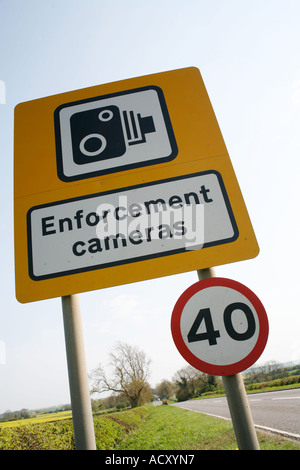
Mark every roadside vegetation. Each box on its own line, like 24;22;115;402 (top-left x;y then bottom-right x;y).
0;407;149;450
1;403;299;450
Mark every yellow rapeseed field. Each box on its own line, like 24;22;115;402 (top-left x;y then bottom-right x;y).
0;410;72;428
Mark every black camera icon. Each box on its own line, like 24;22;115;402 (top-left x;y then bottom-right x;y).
70;104;155;165
54;86;178;182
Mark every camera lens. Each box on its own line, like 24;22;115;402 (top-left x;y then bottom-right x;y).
79;133;107;157
70;105;126;164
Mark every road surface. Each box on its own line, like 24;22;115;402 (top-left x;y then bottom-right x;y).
172;388;300;439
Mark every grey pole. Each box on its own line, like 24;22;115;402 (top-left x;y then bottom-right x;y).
222;373;260;450
197;267;216;281
197;268;260;450
62;294;96;450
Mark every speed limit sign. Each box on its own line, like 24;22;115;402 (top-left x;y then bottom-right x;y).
171;278;269;376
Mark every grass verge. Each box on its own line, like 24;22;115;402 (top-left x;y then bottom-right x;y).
94;407;149;450
117;403;300;451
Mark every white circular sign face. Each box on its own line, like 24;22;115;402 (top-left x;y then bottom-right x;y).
171;278;269;376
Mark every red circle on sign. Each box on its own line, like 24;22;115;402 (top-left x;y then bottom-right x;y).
171;277;269;376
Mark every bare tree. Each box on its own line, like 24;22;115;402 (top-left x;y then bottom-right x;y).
89;342;152;408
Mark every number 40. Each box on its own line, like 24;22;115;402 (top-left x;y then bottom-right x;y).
187;302;256;346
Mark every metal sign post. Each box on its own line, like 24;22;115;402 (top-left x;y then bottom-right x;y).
197;268;260;450
61;294;96;450
222;373;260;450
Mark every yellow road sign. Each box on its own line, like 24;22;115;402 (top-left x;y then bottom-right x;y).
14;67;259;303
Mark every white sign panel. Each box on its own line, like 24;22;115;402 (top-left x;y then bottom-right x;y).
27;171;238;280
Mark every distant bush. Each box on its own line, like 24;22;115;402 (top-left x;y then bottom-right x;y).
246;375;300;391
116;402;128;410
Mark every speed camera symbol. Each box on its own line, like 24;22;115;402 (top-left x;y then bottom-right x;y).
54;86;178;182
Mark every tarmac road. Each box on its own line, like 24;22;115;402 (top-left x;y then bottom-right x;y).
172;388;300;439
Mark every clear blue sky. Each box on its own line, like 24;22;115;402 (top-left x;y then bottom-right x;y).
1;0;300;412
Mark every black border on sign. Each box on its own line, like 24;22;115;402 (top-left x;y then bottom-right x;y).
54;85;178;182
27;170;239;281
